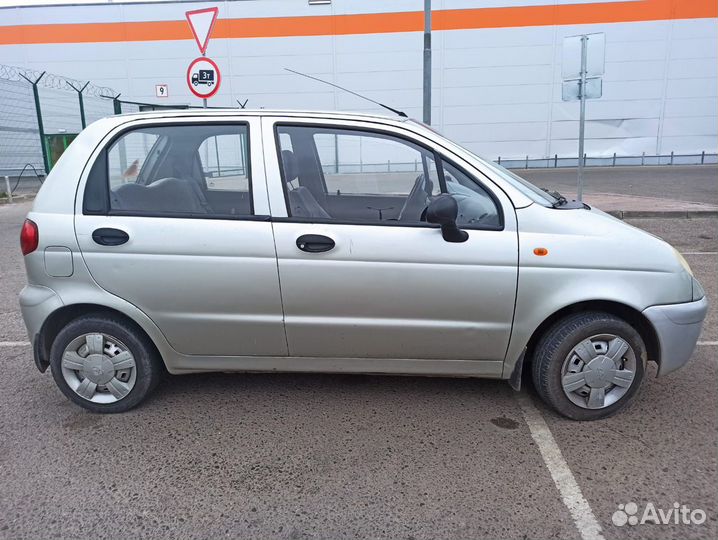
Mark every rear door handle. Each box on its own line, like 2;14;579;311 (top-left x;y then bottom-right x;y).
296;234;335;253
92;228;129;246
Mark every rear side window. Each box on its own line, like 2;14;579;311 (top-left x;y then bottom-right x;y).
108;131;159;189
86;123;253;218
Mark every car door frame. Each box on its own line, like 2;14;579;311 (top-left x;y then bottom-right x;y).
261;115;520;376
262;116;515;221
72;114;291;373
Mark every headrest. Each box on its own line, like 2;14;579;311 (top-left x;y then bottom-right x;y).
281;150;298;183
111;177;208;214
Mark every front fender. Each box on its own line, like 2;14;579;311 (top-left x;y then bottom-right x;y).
503;204;693;378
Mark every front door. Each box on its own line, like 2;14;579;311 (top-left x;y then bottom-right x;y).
263;118;518;363
75;118;287;357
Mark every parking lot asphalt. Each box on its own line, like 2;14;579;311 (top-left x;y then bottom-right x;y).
519;165;718;205
0;200;716;540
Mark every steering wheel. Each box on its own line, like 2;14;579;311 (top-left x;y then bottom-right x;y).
398;174;433;221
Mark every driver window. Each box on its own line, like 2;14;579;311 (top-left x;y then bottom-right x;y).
277;125;439;223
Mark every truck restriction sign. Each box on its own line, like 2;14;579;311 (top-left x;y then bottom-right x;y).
186;57;221;99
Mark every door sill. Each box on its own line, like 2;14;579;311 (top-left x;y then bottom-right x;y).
166;355;505;378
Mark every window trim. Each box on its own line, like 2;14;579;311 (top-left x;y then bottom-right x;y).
273;122;504;232
83;121;263;220
107;210;271;222
271;215;440;229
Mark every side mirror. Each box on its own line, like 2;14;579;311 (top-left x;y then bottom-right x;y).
426;195;469;243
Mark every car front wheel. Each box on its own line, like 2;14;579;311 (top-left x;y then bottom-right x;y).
49;314;162;413
531;311;647;421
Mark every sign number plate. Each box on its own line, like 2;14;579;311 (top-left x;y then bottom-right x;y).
155;84;168;98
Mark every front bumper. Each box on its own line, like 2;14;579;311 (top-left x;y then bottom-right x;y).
643;296;708;376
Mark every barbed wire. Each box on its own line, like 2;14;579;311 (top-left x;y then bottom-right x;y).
0;63;116;98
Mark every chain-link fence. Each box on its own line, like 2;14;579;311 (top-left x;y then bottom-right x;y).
0;76;43;178
1;61;717;199
0;63;118;192
497;152;718;169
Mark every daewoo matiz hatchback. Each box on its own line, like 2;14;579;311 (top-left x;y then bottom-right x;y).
19;110;707;420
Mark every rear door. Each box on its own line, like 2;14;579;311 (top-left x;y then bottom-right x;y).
74;117;287;357
262;117;518;367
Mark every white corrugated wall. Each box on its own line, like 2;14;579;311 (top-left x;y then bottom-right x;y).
0;0;715;160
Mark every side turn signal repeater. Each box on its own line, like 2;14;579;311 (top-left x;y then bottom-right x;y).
533;247;549;256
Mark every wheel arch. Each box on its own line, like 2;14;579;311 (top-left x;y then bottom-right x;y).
37;303;164;372
508;299;661;389
524;300;660;368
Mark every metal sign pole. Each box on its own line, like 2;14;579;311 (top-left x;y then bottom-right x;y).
577;35;588;201
202;51;207;109
562;32;603;200
422;0;431;125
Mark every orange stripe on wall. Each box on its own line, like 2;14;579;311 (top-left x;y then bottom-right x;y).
0;0;715;46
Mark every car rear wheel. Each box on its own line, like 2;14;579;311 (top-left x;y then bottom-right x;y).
531;311;646;421
49;314;162;413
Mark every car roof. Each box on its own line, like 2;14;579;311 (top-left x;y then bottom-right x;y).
108;108;411;126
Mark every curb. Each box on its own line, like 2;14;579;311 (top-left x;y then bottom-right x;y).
608;209;718;219
0;194;35;205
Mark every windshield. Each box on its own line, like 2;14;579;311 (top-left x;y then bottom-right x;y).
411;120;558;206
477;159;558;206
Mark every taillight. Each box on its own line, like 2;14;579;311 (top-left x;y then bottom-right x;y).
20;219;38;256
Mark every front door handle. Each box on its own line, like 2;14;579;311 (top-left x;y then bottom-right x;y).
296;234;335;253
92;228;129;246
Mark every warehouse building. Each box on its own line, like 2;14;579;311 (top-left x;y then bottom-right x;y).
0;0;716;174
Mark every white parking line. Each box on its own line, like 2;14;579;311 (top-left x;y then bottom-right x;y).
516;393;606;540
698;341;718;346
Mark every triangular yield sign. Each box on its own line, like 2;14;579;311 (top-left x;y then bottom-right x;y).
186;7;218;55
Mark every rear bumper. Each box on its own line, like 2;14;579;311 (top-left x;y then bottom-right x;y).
19;285;62;340
643;296;708;376
19;285;63;373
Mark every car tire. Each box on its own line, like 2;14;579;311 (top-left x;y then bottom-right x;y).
49;313;162;413
531;311;646;421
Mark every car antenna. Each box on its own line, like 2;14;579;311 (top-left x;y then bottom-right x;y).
284;68;408;118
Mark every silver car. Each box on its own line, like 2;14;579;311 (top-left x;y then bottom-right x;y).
19;110;707;420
